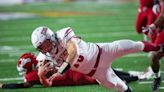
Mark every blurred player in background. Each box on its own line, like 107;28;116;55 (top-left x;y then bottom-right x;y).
0;52;140;89
136;0;160;42
31;26;164;92
142;0;164;91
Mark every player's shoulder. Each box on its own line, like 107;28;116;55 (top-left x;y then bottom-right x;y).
59;27;72;31
57;27;73;34
57;27;74;38
25;70;39;82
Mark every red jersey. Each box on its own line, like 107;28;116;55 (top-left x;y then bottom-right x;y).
24;69;96;86
51;70;97;86
139;0;154;8
24;70;39;82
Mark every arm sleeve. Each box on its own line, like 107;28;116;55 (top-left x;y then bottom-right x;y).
2;83;29;89
57;27;76;48
2;82;40;89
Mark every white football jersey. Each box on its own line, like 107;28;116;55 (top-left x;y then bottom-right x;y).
56;27;99;74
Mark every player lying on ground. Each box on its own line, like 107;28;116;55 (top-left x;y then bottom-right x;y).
0;52;139;89
31;26;164;92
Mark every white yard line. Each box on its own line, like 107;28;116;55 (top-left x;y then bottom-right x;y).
0;37;30;42
0;77;23;81
159;87;164;90
0;12;36;20
138;81;164;84
0;59;16;63
0;32;136;42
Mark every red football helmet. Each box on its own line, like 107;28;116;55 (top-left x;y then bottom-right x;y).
17;52;38;75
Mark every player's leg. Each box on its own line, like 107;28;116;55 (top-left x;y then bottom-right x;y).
149;51;163;91
113;69;139;83
150;30;164;91
135;7;149;41
101;68;131;92
147;8;157;43
114;40;161;54
104;39;162;60
135;8;147;34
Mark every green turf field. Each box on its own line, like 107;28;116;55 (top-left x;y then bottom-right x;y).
0;1;164;92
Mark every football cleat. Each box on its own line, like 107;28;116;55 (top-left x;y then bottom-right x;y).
125;86;132;92
128;66;154;80
152;76;161;91
159;44;164;53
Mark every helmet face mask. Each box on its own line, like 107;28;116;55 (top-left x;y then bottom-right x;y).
37;39;56;54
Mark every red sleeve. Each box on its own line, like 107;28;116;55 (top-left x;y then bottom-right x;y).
51;70;76;86
51;70;97;86
72;70;97;85
139;0;154;7
25;70;40;82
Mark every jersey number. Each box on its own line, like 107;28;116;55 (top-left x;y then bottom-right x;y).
73;55;84;68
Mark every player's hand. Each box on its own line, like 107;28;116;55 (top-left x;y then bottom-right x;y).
38;62;53;77
152;4;160;15
142;24;156;36
48;72;62;85
142;27;153;36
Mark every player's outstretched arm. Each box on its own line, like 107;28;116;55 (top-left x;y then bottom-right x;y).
58;39;77;75
65;39;77;65
38;62;53;87
0;82;39;89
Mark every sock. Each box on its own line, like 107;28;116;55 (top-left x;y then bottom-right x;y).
142;41;160;52
154;71;161;78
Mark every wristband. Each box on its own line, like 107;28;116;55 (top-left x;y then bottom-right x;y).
58;62;70;74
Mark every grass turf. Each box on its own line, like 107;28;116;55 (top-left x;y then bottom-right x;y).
0;1;164;92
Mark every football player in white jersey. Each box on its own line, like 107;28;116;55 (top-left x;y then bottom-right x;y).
31;26;164;92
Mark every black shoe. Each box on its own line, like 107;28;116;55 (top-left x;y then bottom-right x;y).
125;86;132;92
124;75;139;83
159;44;164;52
152;77;161;91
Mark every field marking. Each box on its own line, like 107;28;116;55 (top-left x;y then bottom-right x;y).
0;12;36;21
0;77;23;81
138;81;164;90
0;32;137;42
159;87;164;90
138;81;164;84
0;59;17;63
39;11;109;18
